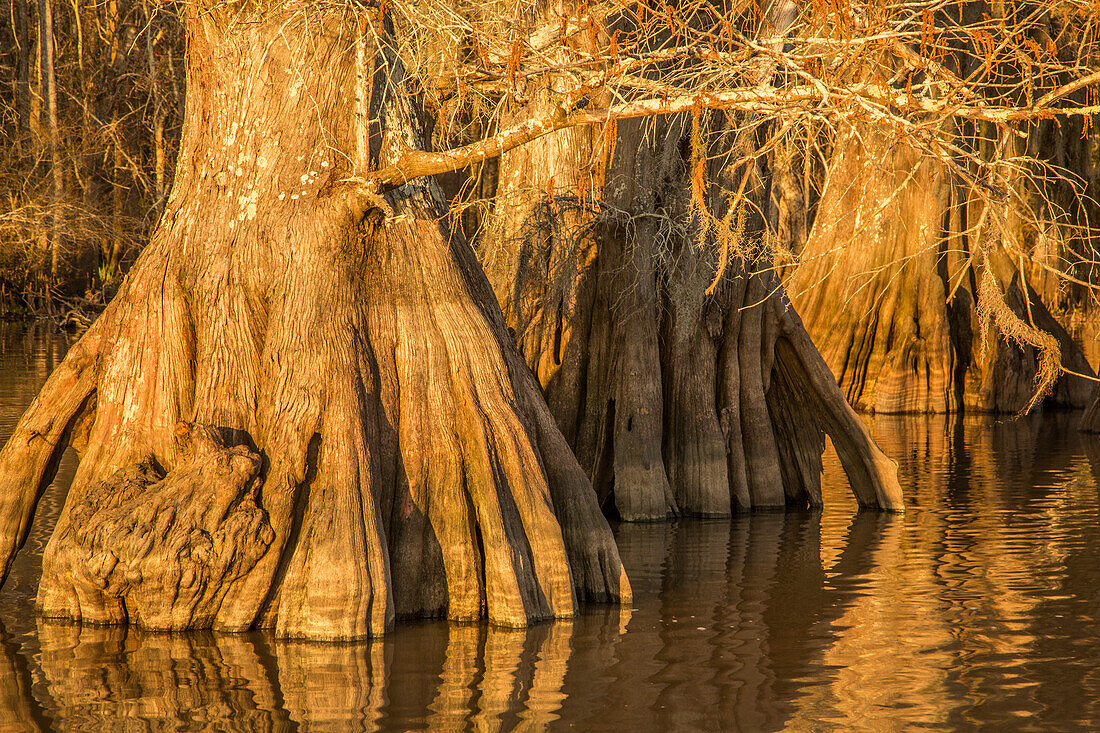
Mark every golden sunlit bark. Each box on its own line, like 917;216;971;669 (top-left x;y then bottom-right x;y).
0;1;629;639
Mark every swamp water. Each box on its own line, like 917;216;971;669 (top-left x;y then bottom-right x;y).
1;326;1100;731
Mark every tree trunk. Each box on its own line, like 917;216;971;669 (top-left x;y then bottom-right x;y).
107;141;124;274
481;107;903;520
40;0;62;289
1038;112;1100;431
786;129;1095;415
0;2;629;639
14;0;33;145
144;0;167;216
28;0;41;143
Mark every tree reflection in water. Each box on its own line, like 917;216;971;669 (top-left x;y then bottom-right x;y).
18;619;571;730
0;511;893;731
800;412;1098;730
581;513;894;731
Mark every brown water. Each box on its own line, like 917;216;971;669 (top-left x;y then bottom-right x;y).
1;327;1100;731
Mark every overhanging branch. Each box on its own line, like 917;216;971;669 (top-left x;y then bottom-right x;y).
351;78;1100;193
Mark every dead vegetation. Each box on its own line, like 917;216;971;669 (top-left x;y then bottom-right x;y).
0;0;184;316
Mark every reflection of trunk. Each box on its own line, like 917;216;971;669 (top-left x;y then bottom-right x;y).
0;623;46;731
482;113;902;520
787;130;1094;415
28;612;577;727
594;511;894;730
0;3;628;639
839;412;1093;727
35;621;294;726
276;636;388;728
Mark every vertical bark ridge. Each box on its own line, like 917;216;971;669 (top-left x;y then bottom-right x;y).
268;355;392;639
661;219;733;516
370;200;578;626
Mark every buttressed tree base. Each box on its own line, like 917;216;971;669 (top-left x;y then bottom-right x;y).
0;3;629;639
787;130;1095;415
459;0;904;521
481;107;905;520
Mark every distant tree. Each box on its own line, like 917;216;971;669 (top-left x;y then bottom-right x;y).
0;0;184;310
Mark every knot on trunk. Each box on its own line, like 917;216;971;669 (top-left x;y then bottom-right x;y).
42;422;274;630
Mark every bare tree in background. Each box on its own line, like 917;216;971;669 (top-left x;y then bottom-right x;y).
0;0;185;313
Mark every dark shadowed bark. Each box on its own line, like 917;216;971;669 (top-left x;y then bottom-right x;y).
0;1;628;639
479;104;903;520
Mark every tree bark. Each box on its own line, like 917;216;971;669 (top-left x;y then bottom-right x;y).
14;0;34;145
40;0;62;288
480;107;903;519
786;129;1095;415
0;2;629;639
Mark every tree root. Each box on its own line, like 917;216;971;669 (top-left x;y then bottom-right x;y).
37;423;273;629
0;317;103;584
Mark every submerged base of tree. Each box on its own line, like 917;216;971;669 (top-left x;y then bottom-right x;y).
0;3;629;639
479;114;904;521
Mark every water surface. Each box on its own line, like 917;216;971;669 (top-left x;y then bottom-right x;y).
1;326;1099;730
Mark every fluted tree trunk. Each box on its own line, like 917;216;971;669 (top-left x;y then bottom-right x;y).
0;0;628;639
39;0;62;290
480;95;903;519
786;129;1095;415
467;0;903;520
